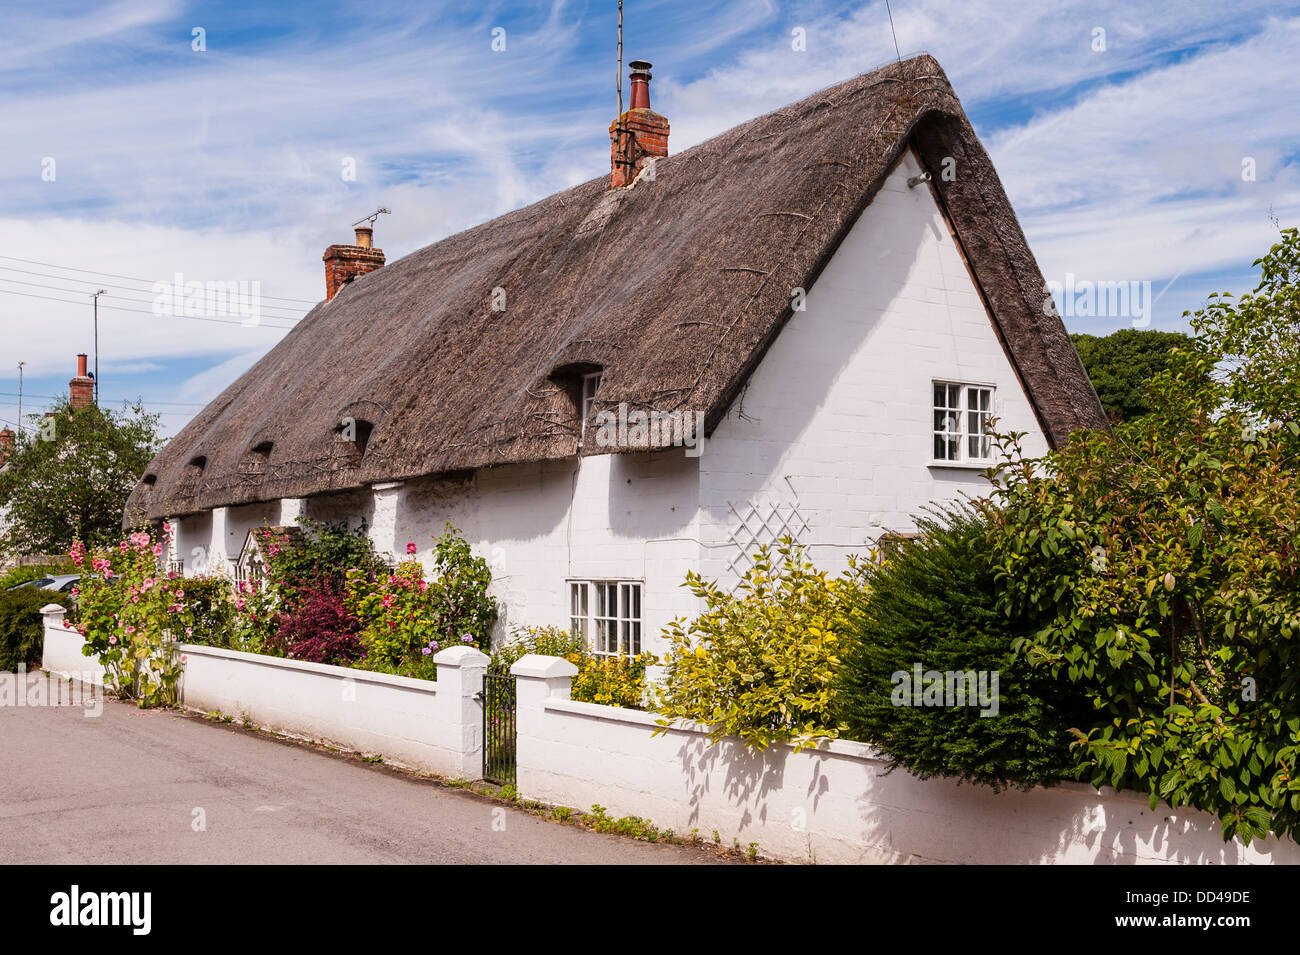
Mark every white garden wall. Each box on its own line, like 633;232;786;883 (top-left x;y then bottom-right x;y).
511;655;1300;866
40;609;486;779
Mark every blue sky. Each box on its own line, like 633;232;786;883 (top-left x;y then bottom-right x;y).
1;0;1297;437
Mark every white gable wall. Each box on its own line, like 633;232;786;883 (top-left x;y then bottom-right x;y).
698;148;1049;587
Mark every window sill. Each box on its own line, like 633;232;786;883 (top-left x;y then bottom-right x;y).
927;460;996;471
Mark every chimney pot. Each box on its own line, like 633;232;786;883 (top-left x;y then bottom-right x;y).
69;354;94;410
610;59;670;189
324;225;386;301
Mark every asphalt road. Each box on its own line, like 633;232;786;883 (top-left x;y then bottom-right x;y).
0;673;721;864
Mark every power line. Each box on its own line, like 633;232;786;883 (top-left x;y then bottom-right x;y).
0;287;299;329
0;266;310;314
0;391;208;407
0;253;320;305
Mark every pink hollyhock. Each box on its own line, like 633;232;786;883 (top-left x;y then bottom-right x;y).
406;542;417;555
108;635;117;645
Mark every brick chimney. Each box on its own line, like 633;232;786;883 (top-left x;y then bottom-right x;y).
323;225;386;301
69;353;95;410
610;60;669;189
0;427;13;466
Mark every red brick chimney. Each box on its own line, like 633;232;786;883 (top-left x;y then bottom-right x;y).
610;60;669;189
323;225;386;302
0;427;13;466
69;353;94;410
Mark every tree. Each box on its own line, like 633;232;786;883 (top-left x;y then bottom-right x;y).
1070;328;1193;422
0;398;162;559
990;228;1300;843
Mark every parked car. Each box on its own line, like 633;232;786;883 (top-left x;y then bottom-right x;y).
5;574;81;595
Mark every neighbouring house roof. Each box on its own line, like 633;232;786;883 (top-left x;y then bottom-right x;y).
126;53;1107;526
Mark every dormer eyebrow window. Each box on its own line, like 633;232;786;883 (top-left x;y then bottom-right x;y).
240;442;273;475
336;417;374;460
581;372;603;438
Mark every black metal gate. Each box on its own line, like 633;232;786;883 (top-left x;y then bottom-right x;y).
481;666;516;786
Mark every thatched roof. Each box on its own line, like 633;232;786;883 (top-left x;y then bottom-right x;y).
127;54;1106;524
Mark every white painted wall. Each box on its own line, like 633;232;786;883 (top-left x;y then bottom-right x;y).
700;148;1049;586
512;660;1300;866
40;610;487;779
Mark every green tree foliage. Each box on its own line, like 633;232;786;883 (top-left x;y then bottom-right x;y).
991;228;1300;843
1070;329;1193;422
0;398;161;559
655;540;859;750
836;507;1092;789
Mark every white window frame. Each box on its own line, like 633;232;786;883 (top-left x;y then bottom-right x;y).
580;372;603;440
569;579;642;658
931;380;995;466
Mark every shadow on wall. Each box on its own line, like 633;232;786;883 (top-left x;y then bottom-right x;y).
670;734;1297;864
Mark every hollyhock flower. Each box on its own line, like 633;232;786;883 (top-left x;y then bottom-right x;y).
152;543;163;557
406;542;417;555
108;635;117;645
185;627;193;637
235;598;246;611
125;626;136;635
180;655;188;665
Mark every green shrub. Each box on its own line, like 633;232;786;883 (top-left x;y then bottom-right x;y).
492;626;652;708
987;228;1300;843
181;576;237;647
347;524;497;679
0;563;75;591
0;588;72;671
267;518;391;611
655;540;859;750
836;507;1090;790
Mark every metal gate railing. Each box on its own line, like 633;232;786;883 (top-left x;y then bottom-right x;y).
481;666;517;786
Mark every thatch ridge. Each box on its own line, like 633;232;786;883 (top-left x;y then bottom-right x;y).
127;54;1106;525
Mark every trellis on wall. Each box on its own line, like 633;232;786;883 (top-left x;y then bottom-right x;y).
724;499;811;588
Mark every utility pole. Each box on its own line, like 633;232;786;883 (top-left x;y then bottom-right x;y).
91;289;106;405
16;361;23;434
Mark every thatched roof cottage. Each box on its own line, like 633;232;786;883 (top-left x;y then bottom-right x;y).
128;54;1105;653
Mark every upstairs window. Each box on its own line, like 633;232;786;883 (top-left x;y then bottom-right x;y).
933;382;994;464
581;372;603;438
569;580;641;657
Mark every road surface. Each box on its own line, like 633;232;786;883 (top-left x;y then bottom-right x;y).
0;673;723;864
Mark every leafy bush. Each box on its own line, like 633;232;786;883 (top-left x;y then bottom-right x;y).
266;518;390;611
493;625;653;708
181;576;237;647
836;507;1091;789
272;581;366;666
987;227;1300;843
0;588;72;671
573;654;653;709
347;523;496;679
69;528;188;707
492;625;585;671
655;540;860;750
0;563;75;591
